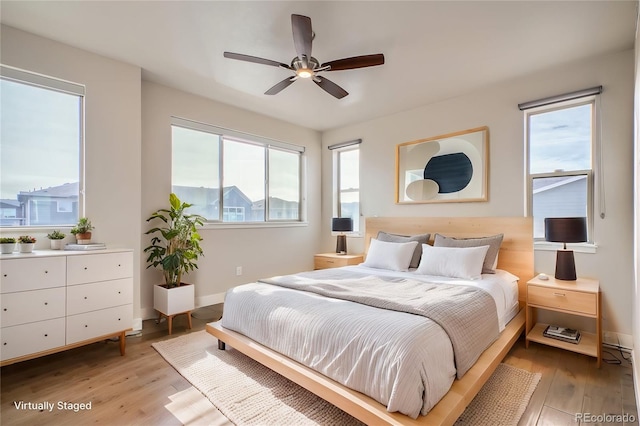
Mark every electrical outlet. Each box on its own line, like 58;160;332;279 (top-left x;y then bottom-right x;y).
236;266;242;276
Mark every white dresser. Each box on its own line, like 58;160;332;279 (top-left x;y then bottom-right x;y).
0;249;133;366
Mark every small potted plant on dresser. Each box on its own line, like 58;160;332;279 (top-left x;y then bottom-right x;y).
17;236;36;253
47;230;66;250
0;237;16;254
145;193;205;334
71;217;94;244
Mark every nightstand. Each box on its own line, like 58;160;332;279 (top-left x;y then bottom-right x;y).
525;275;601;367
314;253;364;270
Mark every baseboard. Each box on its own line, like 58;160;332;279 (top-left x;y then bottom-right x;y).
603;331;633;351
196;292;226;308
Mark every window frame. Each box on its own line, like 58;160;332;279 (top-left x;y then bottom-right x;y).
333;144;361;234
171;117;305;226
0;64;85;230
524;96;596;245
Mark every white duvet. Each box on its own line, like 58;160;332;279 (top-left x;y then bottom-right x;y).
220;266;519;418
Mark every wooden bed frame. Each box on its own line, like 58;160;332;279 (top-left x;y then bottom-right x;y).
207;216;533;426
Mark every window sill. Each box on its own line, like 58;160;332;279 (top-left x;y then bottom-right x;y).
534;241;597;254
200;221;308;230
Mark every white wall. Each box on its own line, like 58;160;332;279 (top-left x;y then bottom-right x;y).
322;50;635;339
0;25;143;319
140;81;322;318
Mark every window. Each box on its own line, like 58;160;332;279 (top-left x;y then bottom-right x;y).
171;117;303;223
525;97;595;240
333;143;361;233
0;65;84;228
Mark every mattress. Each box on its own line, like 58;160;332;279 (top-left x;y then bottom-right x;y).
220;267;519;418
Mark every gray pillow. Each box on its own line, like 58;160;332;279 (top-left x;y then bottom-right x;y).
433;233;504;274
376;231;431;269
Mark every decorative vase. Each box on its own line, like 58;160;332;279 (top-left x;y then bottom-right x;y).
50;239;65;250
0;243;15;254
76;232;92;244
153;283;195;316
18;243;35;253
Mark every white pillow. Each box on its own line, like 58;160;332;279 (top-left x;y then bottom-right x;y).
416;244;490;280
363;238;419;272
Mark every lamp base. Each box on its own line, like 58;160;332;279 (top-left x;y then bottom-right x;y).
336;234;347;255
555;250;577;281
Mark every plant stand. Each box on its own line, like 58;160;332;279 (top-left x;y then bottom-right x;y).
153;283;195;335
156;310;192;335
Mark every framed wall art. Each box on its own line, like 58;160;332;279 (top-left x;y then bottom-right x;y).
395;126;489;204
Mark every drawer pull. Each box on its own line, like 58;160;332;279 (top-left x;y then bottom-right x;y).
44;270;48;274
44;302;48;305
44;334;48;337
3;342;6;346
84;296;88;300
553;292;566;297
118;291;121;294
84;267;88;270
3;308;6;312
84;325;88;328
3;274;6;277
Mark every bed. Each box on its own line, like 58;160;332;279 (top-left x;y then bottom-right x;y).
207;217;533;425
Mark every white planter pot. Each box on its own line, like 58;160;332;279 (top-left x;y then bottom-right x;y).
50;239;65;250
18;243;35;253
154;283;195;316
0;243;15;254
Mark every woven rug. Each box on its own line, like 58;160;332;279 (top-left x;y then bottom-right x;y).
153;331;540;426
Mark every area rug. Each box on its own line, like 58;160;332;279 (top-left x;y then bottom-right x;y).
153;331;540;426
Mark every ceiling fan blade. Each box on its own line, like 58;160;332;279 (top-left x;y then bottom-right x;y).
322;54;385;71
224;52;291;69
265;77;297;95
291;14;312;66
313;76;348;99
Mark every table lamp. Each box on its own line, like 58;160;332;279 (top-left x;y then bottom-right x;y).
544;217;587;281
332;217;353;255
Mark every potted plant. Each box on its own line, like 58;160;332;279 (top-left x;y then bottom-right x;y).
145;193;205;324
47;230;66;250
17;235;36;253
71;217;94;243
0;237;16;254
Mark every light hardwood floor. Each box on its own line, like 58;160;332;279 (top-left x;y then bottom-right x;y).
1;305;637;426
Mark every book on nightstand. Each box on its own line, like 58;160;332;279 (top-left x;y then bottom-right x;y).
64;243;107;251
543;325;581;344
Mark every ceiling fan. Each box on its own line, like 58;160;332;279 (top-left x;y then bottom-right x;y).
223;14;385;99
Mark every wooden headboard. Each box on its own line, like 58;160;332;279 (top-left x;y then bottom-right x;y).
365;217;534;302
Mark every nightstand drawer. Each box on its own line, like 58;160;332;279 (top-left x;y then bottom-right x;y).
528;285;597;315
314;254;363;270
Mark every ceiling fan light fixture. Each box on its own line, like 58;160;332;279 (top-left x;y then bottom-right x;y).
296;68;313;78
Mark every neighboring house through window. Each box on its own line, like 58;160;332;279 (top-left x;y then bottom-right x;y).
330;139;361;233
171;117;303;223
522;88;600;241
0;65;84;228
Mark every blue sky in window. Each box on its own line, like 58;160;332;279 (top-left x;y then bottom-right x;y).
529;103;592;174
1;79;80;199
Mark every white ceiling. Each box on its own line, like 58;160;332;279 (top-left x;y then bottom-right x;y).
1;1;636;131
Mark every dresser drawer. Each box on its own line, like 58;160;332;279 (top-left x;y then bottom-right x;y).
67;252;133;285
66;304;133;344
1;318;65;361
1;287;65;327
528;285;597;316
67;278;133;315
1;257;66;293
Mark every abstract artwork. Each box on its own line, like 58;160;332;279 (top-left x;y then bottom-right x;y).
396;126;488;203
